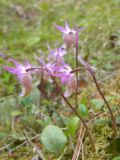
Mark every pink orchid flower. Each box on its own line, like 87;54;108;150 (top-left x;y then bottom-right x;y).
53;63;77;97
4;59;32;97
55;21;83;49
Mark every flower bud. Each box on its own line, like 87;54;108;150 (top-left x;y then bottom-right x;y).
19;73;32;97
64;32;76;49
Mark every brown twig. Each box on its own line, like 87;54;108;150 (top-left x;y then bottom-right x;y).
82;143;85;160
72;125;86;160
24;131;45;160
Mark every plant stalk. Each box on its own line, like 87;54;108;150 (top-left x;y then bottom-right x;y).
91;73;117;136
75;30;79;109
52;77;95;151
71;67;117;136
26;67;95;150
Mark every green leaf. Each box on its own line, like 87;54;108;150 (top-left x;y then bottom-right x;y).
36;117;51;127
0;96;17;127
106;138;120;154
0;132;7;139
81;97;87;105
106;96;116;102
67;116;80;137
112;157;120;160
19;88;40;112
41;125;67;155
10;132;26;141
93;119;108;127
20;96;32;107
78;104;88;117
30;88;40;108
11;110;22;117
91;99;104;111
104;63;113;70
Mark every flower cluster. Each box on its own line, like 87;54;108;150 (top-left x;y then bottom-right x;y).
4;22;93;97
2;21;117;146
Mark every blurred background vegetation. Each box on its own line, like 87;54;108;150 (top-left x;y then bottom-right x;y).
0;0;120;96
0;0;120;159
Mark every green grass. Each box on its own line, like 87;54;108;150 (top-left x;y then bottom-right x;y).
0;0;120;57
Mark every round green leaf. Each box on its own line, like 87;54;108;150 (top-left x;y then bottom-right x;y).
41;125;67;155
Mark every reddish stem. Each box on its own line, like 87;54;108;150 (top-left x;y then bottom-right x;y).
91;73;117;136
71;67;117;136
26;67;95;150
26;67;44;72
75;30;79;109
52;77;95;151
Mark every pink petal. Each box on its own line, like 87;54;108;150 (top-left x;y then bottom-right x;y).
4;66;20;75
78;56;94;73
64;86;72;97
65;21;71;32
9;58;24;68
55;24;67;34
19;87;26;97
61;75;70;84
69;75;77;92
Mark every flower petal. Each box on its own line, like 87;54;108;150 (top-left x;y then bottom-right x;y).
78;56;94;73
65;21;71;32
9;58;24;69
64;86;72;97
19;87;26;97
19;73;32;96
69;75;77;92
3;66;20;75
61;75;70;84
55;24;67;34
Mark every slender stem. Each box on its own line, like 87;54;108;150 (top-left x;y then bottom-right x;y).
71;67;117;136
70;67;83;73
26;67;95;149
75;30;79;109
52;77;95;151
26;67;43;72
91;73;117;136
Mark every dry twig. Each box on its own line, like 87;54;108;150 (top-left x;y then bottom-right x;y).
72;125;86;160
